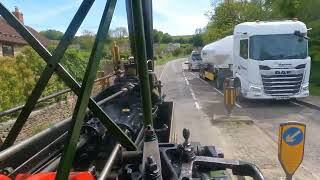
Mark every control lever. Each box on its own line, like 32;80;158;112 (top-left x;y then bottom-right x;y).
181;128;195;162
154;124;168;133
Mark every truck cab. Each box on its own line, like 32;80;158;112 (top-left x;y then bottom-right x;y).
188;51;202;71
233;20;310;100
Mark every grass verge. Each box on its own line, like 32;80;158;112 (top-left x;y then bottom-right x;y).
155;55;186;66
310;60;320;96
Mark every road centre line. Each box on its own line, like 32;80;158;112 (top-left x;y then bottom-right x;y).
160;61;170;81
195;102;201;110
183;71;201;110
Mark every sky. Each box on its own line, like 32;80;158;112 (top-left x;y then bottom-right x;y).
1;0;211;36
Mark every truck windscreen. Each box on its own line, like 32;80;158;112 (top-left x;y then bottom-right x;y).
250;34;308;60
192;53;202;61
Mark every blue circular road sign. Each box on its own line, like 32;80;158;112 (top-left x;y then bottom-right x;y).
283;127;304;146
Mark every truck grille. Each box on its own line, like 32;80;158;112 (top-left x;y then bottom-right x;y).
261;73;303;96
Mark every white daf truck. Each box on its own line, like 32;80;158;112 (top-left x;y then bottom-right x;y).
200;20;310;100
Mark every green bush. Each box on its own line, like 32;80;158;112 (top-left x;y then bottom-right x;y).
0;46;68;114
172;48;182;57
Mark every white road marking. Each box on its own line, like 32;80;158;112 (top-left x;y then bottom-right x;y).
191;92;196;100
189;72;242;108
160;61;170;80
183;71;201;111
185;78;190;85
202;100;221;103
290;101;304;107
195;102;201;110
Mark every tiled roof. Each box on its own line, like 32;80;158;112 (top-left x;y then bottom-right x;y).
0;17;49;46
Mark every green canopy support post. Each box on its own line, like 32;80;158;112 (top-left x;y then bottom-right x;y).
142;0;154;68
0;0;95;150
125;0;136;61
55;0;118;179
131;0;153;127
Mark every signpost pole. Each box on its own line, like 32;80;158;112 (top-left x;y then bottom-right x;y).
286;174;293;180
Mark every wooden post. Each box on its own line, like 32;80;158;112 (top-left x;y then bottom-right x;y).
97;71;105;90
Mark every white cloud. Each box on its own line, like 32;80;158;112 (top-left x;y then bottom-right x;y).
153;0;210;35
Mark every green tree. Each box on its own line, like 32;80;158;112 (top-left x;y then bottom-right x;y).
0;57;25;111
161;33;173;43
110;27;128;39
153;29;164;43
61;48;89;82
192;34;204;47
75;30;95;50
40;29;64;40
203;1;270;43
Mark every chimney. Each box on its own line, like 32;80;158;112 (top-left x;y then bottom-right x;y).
12;6;24;24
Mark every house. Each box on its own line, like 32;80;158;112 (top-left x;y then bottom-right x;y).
0;7;49;57
167;43;180;51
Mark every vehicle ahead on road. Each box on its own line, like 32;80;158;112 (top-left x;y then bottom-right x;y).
187;50;202;71
200;20;311;100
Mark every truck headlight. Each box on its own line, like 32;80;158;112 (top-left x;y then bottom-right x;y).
249;86;262;93
302;84;309;91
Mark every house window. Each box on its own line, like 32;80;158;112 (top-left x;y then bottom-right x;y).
240;39;248;59
2;44;14;57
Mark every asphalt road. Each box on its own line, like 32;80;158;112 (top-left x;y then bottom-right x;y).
157;58;320;180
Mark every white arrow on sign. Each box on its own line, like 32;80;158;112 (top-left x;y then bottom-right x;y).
285;130;301;143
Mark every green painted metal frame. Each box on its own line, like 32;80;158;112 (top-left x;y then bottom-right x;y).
0;0;94;150
55;0;118;178
0;0;136;152
131;0;154;126
0;0;156;177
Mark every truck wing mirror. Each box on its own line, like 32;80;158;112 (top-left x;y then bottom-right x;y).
294;30;310;40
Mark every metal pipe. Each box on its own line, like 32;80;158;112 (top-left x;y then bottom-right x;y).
0;88;128;166
0;89;71;117
97;88;128;105
122;151;143;164
98;143;121;180
39;135;89;173
134;127;144;144
131;0;153;126
138;138;144;150
0;118;72;165
10;132;67;176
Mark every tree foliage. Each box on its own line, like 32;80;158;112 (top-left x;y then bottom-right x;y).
203;1;270;43
40;29;64;40
74;30;96;50
153;29;164;43
110;27;128;39
161;33;173;44
192;34;204;47
0;47;66;112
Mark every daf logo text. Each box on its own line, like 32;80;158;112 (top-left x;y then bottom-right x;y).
275;71;292;75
